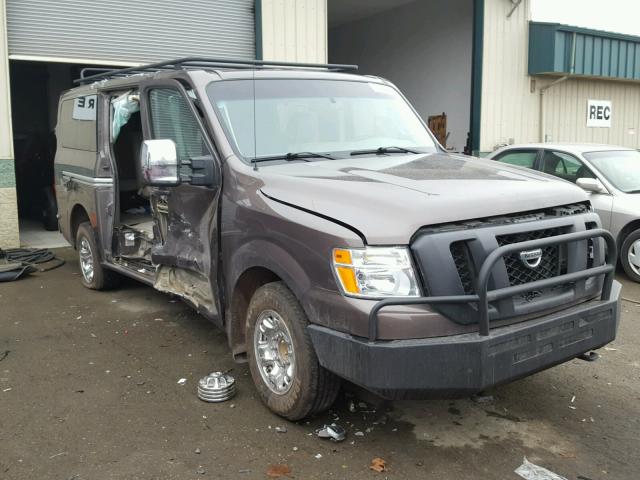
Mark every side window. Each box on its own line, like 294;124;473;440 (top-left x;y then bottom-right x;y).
494;150;538;168
58;96;97;151
148;88;209;162
542;151;595;183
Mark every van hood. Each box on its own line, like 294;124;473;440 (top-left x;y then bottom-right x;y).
259;152;589;244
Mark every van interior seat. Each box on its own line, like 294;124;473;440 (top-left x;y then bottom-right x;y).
113;112;142;192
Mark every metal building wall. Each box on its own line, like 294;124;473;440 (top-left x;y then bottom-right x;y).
259;0;327;62
0;0;18;248
480;0;640;153
479;0;540;153
544;77;640;147
6;0;256;65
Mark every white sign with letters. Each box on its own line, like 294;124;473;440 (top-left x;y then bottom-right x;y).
587;99;612;128
72;95;97;121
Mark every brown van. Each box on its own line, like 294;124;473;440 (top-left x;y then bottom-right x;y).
54;58;620;420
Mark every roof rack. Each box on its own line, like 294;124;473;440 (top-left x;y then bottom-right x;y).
74;56;359;84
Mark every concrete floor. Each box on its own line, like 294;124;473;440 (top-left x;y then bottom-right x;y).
18;218;70;249
1;248;639;479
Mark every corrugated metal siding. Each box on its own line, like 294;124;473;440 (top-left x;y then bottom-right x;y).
261;0;326;62
545;77;640;148
530;22;640;81
6;0;255;64
0;0;13;159
480;0;540;152
480;1;640;152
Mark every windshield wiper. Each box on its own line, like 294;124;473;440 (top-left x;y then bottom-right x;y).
252;151;335;164
350;146;420;156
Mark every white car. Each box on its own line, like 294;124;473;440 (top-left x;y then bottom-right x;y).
488;143;640;282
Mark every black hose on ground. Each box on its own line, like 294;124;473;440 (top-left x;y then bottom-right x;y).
0;248;65;272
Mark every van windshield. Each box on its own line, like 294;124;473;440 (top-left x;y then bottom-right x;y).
206;79;437;161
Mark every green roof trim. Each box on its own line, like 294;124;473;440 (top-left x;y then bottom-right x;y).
529;22;640;81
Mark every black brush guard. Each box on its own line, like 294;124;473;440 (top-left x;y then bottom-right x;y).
368;229;617;341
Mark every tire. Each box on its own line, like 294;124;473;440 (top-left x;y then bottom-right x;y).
75;222;120;290
621;229;640;283
246;282;341;420
42;187;58;231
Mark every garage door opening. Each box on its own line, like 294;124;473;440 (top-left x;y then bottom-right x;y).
9;60;106;247
328;0;474;154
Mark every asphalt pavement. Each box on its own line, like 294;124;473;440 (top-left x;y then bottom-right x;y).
1;248;638;479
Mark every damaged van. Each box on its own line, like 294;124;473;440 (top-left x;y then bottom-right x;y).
55;58;620;420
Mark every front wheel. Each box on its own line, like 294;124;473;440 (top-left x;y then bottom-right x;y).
246;282;340;420
621;229;640;283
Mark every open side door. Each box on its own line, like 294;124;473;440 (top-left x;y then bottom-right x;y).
139;78;223;323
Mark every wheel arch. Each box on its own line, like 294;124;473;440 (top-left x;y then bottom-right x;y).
617;219;640;252
70;204;91;248
225;240;312;362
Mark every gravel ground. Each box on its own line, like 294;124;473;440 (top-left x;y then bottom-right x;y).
1;248;638;479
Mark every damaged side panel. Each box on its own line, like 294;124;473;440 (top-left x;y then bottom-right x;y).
150;184;221;320
155;265;215;315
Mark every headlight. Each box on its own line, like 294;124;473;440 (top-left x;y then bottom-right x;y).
332;247;421;298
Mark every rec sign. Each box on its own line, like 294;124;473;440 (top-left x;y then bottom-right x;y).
587;100;612;128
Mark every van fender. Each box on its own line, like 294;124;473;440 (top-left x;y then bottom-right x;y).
225;239;312;359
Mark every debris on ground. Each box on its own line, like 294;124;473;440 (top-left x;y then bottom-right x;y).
197;372;236;402
196;466;206;475
0;350;10;362
177;378;187;385
266;464;291;478
194;448;201;454
354;431;364;437
471;393;495;404
315;424;346;442
275;426;287;433
515;457;568;480
49;452;68;459
369;457;387;473
314;454;323;459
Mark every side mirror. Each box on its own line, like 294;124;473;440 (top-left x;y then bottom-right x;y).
576;177;606;193
140;139;180;186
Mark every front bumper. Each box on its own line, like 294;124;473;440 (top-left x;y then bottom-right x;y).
308;280;620;399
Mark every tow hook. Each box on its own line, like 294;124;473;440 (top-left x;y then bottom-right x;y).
577;351;600;362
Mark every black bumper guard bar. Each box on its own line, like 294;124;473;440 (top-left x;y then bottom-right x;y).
368;229;617;341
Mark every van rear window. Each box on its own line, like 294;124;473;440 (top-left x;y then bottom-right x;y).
58;98;97;151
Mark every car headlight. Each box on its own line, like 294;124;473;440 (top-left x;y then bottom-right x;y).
332;247;421;298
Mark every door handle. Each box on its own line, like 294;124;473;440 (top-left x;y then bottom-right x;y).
62;176;74;191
